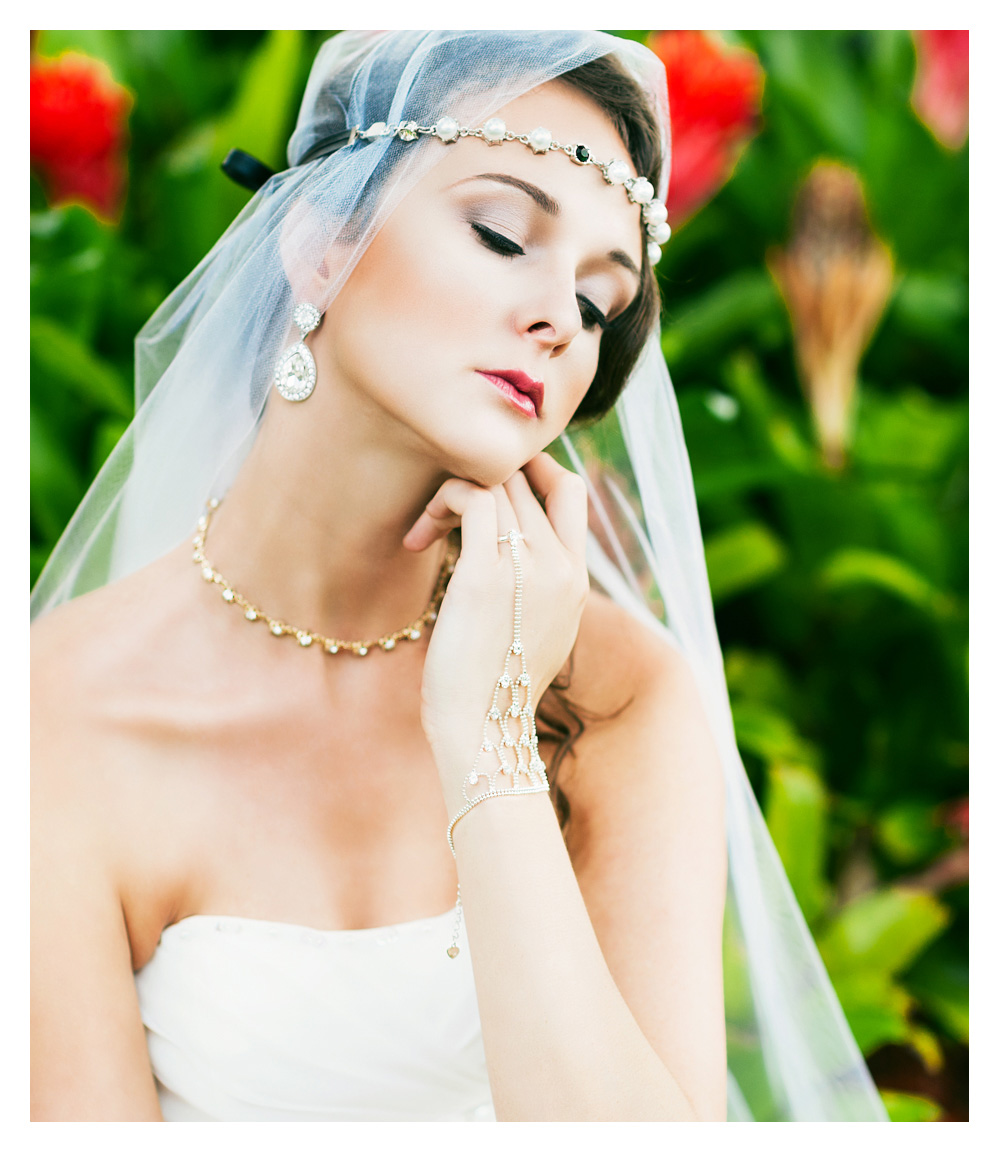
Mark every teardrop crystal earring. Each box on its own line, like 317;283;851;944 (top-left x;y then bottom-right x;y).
274;303;322;401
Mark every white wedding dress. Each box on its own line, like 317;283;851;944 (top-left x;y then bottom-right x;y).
133;907;496;1121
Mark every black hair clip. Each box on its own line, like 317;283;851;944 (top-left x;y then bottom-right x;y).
221;149;277;192
222;130;360;192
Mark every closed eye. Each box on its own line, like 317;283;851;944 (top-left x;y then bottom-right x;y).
576;294;609;332
471;223;524;258
473;223;610;333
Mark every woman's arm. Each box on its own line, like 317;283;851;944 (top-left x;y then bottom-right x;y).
408;453;728;1120
447;618;728;1121
31;644;164;1121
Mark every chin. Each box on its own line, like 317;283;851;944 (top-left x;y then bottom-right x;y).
429;418;541;489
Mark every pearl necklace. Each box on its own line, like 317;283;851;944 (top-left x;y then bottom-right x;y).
192;497;458;656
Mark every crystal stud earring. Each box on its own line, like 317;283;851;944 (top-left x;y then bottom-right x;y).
274;303;322;401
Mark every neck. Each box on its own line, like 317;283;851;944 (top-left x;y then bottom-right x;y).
201;386;455;644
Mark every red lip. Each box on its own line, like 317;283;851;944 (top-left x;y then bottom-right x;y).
477;370;544;417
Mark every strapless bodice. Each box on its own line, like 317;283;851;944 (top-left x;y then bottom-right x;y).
133;908;495;1121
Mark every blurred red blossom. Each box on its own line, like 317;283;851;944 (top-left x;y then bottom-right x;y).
938;796;969;842
911;30;969;150
648;30;763;226
30;49;132;222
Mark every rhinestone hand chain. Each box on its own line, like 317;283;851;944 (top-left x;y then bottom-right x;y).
192;498;458;656
346;116;670;265
445;529;550;959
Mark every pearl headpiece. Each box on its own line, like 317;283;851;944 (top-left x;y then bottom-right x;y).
346;117;671;265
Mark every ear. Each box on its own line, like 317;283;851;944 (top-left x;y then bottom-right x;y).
278;197;340;308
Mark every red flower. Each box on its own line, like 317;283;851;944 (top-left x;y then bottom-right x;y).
911;30;969;150
648;30;763;226
938;796;969;841
30;50;132;222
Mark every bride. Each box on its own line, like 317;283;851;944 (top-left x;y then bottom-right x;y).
30;31;886;1123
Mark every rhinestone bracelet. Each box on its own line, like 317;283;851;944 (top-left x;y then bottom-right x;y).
445;529;550;958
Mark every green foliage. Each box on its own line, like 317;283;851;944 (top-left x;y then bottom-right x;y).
156;30;306;280
704;521;788;603
815;888;951;1057
29;30;327;585
879;1089;944;1122
30;30;967;1118
818;888;950;978
764;762;832;922
661;29;967;1113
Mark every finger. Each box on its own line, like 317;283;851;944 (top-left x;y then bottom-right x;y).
521;453;589;557
502;469;554;545
402;503;459;552
489;481;522;543
403;478;499;557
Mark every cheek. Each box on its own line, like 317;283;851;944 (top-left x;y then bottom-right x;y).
322;222;498;385
554;346;601;426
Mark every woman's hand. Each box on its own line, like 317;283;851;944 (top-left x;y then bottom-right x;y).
402;453;590;813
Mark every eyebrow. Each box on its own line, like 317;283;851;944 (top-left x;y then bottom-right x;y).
462;172;560;215
457;172;641;282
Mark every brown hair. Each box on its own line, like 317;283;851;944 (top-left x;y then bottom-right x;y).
535;53;660;825
558;53;664;427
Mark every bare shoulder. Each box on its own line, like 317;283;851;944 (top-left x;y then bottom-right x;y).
32;573;158;812
32;558;173;701
31;552;202;962
561;582;728;915
563;585;698;722
31;578;173;1117
32;543;210;740
32;579;136;794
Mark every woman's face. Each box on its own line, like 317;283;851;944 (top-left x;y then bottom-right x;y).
314;80;646;486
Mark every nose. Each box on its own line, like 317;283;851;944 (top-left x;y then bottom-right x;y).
517;271;583;356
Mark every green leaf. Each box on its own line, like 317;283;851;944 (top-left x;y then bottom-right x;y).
853;386;968;477
730;700;820;770
30;205;115;341
888;272;968;358
905;1024;945;1075
764;762;832;923
875;802;946;866
704;521;787;603
757;31;870;158
30;407;84;545
214;30;304;169
829;970;912;1053
158;30;306;278
165;30;304;176
817;548;956;620
904;949;969;1044
90;416;131;475
31;316;132;418
722;352;817;472
661;271;783;368
723;649;798;714
879;1090;943;1123
817;887;950;980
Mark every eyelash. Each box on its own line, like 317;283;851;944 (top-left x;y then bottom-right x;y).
471;223;610;332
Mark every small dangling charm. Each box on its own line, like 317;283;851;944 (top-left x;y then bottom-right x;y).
274;302;322;401
446;885;463;959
